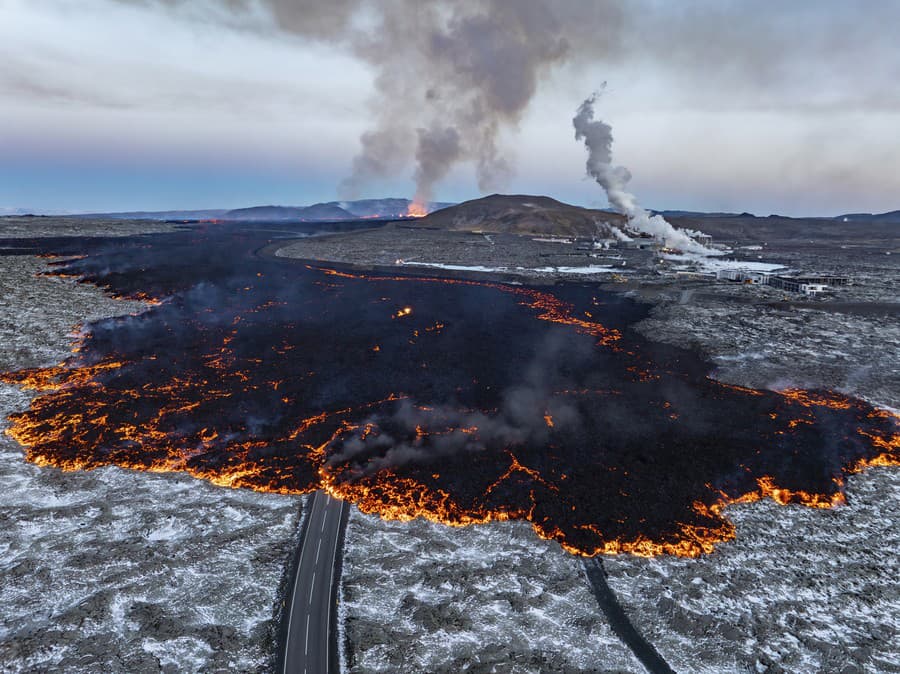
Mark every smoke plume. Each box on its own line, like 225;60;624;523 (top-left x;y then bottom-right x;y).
339;1;601;208
115;0;624;206
574;90;711;253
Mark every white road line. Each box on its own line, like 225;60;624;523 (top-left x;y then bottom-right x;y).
283;493;319;674
315;537;322;565
305;614;310;655
324;499;344;674
309;574;316;604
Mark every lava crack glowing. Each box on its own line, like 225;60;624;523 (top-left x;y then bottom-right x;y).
1;225;897;558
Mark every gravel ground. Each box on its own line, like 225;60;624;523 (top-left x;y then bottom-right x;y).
0;216;177;239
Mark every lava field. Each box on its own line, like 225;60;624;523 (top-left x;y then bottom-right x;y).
1;223;896;557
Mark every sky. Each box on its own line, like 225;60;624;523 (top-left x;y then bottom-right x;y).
2;0;899;216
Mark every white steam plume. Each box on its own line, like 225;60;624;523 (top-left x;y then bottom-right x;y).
573;90;712;254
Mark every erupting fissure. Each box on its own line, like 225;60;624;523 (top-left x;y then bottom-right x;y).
0;225;897;558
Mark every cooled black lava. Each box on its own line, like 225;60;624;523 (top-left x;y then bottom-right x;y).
1;223;896;557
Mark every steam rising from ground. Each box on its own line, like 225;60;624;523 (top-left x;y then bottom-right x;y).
574;91;711;253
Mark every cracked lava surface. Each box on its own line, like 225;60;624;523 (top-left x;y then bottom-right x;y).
1;223;896;558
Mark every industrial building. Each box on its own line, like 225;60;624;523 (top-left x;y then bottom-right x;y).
768;274;850;295
715;269;773;284
714;269;851;296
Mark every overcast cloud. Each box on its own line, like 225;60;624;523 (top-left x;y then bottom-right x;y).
1;0;898;215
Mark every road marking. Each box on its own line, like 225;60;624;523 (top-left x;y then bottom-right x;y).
286;495;345;674
284;493;319;674
324;499;345;674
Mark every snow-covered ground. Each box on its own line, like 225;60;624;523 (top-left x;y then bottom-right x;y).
340;514;642;673
662;252;785;274
0;253;303;673
338;265;899;674
532;265;619;274
396;260;620;275
607;468;900;673
638;296;900;412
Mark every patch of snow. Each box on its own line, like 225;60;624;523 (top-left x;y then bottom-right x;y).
399;262;511;273
662;253;785;273
397;261;622;276
532;265;620;274
340;513;642;672
0;254;303;673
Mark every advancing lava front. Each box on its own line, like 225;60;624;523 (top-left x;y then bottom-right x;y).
1;224;897;558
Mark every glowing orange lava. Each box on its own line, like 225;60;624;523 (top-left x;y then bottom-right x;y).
2;254;897;560
406;201;429;218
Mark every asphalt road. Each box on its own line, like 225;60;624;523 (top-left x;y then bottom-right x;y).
281;491;348;674
582;558;675;674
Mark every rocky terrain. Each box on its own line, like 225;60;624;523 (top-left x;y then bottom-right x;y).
412;194;627;237
0;217;177;239
329;213;898;673
0;231;304;673
340;516;641;673
1;213;896;673
276;223;646;282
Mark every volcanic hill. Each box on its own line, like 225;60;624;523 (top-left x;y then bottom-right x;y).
413;194;627;237
223;203;356;222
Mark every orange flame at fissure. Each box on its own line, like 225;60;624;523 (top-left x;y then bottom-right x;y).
405;201;429;218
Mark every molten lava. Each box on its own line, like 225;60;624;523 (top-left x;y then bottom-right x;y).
0;223;897;558
405;201;429;218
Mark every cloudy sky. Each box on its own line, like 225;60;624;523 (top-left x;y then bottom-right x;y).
2;0;899;216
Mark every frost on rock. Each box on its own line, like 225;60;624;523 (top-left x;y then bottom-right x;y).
605;469;900;673
0;254;303;673
340;514;642;673
624;287;900;672
638;298;900;410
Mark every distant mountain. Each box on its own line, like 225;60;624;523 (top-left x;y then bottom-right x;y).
412;194;626;237
835;210;900;224
654;210;755;219
223;204;356;222
330;198;453;218
1;207;75;217
66;209;230;221
224;199;455;221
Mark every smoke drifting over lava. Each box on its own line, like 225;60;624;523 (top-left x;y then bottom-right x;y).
1;225;897;558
